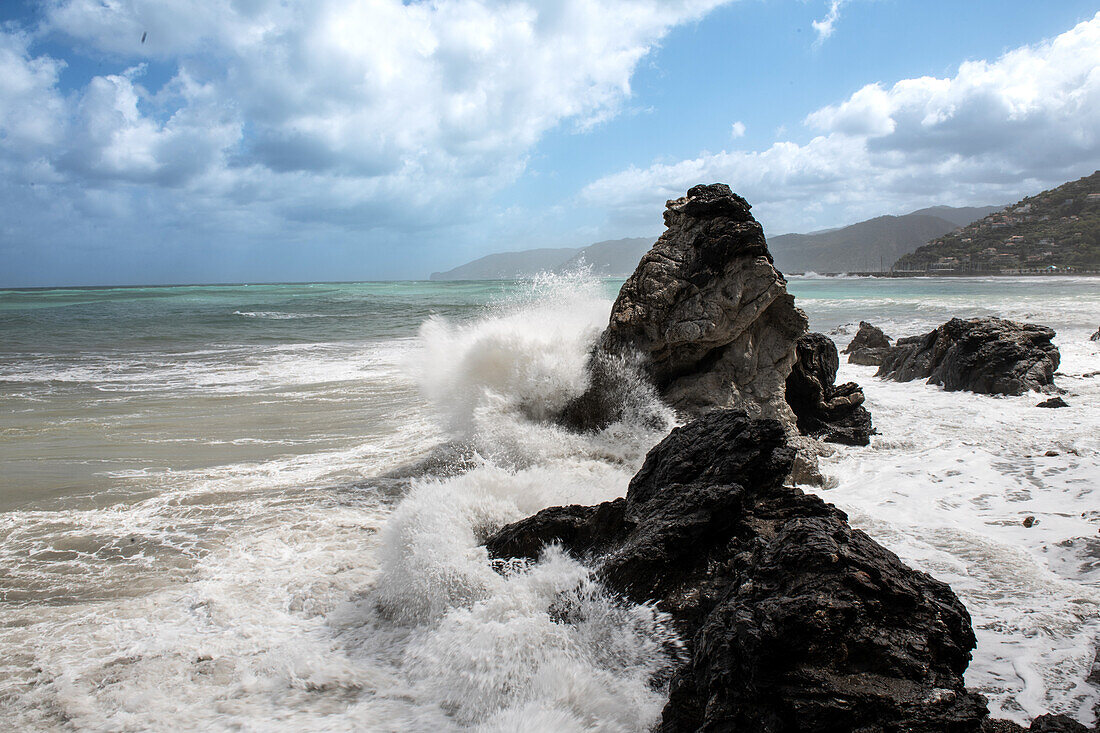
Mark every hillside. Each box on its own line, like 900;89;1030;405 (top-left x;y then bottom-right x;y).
769;206;999;274
894;171;1100;273
428;247;580;281
429;238;653;280
555;238;654;276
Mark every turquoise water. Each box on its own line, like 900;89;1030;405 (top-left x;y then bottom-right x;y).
0;274;1098;729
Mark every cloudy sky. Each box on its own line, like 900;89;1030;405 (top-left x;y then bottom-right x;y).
1;0;1098;286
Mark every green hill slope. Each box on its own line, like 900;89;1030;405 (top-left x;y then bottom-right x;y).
768;207;998;274
894;172;1100;273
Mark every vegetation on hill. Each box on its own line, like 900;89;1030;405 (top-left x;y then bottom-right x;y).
769;211;995;274
894;171;1100;273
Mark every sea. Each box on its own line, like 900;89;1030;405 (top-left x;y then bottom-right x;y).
1;274;1098;731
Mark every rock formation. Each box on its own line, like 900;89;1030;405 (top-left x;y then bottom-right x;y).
877;317;1060;395
786;333;874;445
487;410;989;732
1037;397;1069;408
846;321;894;366
583;183;810;423
560;184;874;471
982;715;1098;732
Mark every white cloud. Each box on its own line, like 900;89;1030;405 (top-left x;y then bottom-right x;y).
582;12;1100;235
0;31;67;155
0;0;733;263
730;120;746;138
812;0;846;45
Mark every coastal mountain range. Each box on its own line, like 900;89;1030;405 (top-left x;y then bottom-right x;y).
894;171;1100;273
428;206;1000;280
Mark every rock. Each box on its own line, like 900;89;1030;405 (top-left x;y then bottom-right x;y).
486;410;988;732
785;332;874;445
846;321;892;351
1023;516;1037;528
980;716;1096;733
1037;397;1070;408
1090;327;1100;342
849;346;894;366
570;183;809;427
877;317;1060;395
846;322;894;366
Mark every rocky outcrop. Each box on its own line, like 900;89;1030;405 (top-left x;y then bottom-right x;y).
786;333;874;445
982;714;1097;732
486;410;989;732
566;184;809;428
877;317;1060;395
1037;397;1069;408
846;321;894;366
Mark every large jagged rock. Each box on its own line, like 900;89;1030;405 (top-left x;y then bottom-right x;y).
576;184;810;425
877;317;1060;395
486;410;988;732
786;332;874;445
846;321;894;366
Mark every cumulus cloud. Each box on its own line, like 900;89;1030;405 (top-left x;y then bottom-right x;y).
730;120;746;138
582;12;1100;234
0;0;732;280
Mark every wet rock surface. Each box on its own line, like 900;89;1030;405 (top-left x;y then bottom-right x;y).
877;317;1060;395
846;321;894;366
786;332;874;445
564;184;809;428
486;410;989;732
982;714;1098;732
1037;397;1070;408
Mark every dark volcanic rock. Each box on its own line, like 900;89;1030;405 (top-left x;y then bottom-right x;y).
1037;397;1070;408
786;333;874;445
877;317;1060;395
982;714;1097;732
573;183;809;425
846;321;892;352
846;321;894;366
486;410;988;732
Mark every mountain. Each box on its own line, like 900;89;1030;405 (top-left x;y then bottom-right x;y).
429;238;654;281
429;247;581;281
908;205;1003;228
555;238;654;276
429;204;1006;281
894;171;1100;273
768;206;999;274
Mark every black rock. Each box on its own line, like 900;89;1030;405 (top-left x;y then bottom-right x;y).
845;321;892;352
1037;397;1070;408
1090;327;1100;342
846;322;895;366
982;714;1097;732
877;317;1060;395
785;332;874;445
486;410;988;732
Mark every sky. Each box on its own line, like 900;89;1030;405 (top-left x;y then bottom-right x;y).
1;0;1098;286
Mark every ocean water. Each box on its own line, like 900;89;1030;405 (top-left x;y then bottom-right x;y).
0;274;1097;730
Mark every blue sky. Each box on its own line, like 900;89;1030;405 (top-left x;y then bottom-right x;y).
1;0;1098;286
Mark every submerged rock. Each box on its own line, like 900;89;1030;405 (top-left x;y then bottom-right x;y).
846;320;894;366
786;332;874;445
1037;397;1070;408
877;317;1060;395
487;410;988;732
566;183;809;428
